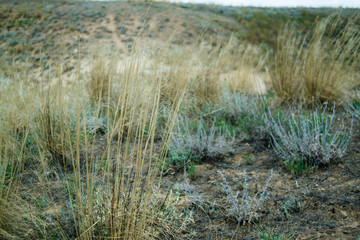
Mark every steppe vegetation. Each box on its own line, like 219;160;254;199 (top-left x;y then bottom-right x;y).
0;0;359;239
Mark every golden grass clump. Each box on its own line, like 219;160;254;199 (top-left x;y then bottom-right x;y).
1;39;191;238
88;58;113;105
191;37;269;104
0;77;42;239
64;46;189;239
271;14;360;105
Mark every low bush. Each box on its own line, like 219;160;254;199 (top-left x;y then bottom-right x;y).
263;105;352;171
165;116;237;175
347;94;360;119
218;169;273;224
218;87;264;136
169;116;236;161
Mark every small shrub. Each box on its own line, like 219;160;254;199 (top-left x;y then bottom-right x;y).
244;154;254;165
218;87;265;137
218;169;273;224
169;116;237;162
263;105;352;168
256;225;294;240
347;94;360;119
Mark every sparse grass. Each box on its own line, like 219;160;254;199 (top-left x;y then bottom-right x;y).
285;157;315;175
87;58;113;106
244;154;254;165
280;196;301;219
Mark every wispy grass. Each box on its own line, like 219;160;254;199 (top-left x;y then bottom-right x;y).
271;14;360;105
187;36;268;105
0;40;193;238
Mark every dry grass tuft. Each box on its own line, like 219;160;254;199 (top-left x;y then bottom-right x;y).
271;14;360;105
192;37;268;104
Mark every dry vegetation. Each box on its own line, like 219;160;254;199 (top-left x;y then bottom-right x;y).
271;15;360;105
0;1;359;239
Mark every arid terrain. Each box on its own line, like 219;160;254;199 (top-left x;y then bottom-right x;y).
0;1;359;239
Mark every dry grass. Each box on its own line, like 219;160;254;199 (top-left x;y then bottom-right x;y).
0;40;192;238
155;37;268;106
192;37;269;104
1;7;358;238
0;69;42;239
271;14;360;105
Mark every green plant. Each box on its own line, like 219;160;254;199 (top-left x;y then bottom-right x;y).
256;225;294;240
244;154;254;165
285;158;315;175
218;169;273;224
165;149;200;178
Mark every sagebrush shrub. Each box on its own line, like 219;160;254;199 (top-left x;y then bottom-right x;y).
347;94;360;119
218;87;263;135
218;169;273;224
169;116;237;162
263;105;352;166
